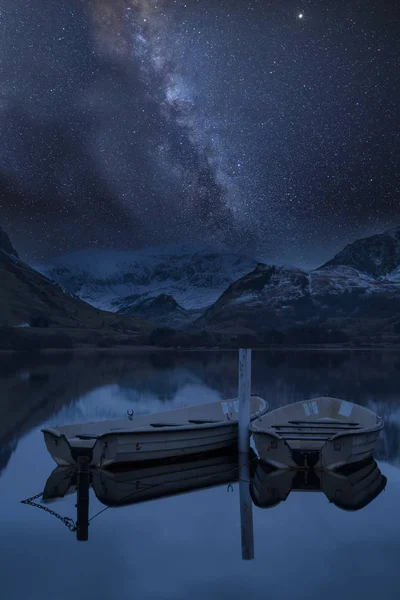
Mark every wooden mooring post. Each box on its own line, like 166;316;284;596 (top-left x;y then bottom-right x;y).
238;348;254;560
76;455;90;541
238;348;252;454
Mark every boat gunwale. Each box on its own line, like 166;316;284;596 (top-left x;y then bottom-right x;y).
42;396;268;442
250;419;384;440
249;398;384;441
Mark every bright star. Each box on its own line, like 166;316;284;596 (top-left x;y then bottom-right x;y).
298;13;304;19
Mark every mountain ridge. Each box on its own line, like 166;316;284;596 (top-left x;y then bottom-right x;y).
4;223;399;343
0;227;152;337
321;225;400;278
36;246;259;312
0;225;18;258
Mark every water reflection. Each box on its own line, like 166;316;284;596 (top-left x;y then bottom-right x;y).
24;453;387;549
1;350;400;599
250;459;387;511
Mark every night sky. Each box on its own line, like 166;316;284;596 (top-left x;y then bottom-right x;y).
0;0;399;266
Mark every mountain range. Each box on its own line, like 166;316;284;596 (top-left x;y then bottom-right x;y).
33;226;400;340
194;227;400;340
2;224;400;346
36;246;258;312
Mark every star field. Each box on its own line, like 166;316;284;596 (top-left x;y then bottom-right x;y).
0;0;399;266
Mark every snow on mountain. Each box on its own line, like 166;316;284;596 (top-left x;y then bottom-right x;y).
32;226;400;334
35;245;259;312
194;261;400;334
321;225;400;278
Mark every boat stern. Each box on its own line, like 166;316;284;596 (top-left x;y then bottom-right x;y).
321;426;383;470
252;430;299;469
42;428;76;466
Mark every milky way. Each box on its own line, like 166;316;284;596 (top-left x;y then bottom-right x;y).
0;0;399;265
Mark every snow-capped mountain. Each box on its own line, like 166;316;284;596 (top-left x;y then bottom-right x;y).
32;225;400;337
35;245;259;312
321;226;400;279
194;261;400;334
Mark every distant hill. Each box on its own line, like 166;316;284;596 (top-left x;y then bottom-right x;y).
0;225;152;335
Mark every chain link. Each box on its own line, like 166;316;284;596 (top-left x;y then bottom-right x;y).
21;481;77;534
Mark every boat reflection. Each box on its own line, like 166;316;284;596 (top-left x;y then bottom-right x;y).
41;451;241;541
250;458;387;511
44;451;240;506
30;453;387;549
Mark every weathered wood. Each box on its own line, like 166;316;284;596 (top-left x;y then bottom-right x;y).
238;349;252;454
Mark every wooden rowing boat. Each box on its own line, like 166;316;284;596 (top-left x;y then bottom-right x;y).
43;396;267;468
250;397;383;470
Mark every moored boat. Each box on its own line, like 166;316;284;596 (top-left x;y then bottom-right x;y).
43;396;267;468
250;397;384;470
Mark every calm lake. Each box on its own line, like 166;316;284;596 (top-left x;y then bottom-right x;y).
0;350;399;600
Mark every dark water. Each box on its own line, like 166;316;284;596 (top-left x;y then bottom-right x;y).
1;350;400;600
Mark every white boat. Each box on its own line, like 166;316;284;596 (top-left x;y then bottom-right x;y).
250;458;387;511
43;396;267;468
250;396;384;470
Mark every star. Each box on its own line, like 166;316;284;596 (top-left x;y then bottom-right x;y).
0;0;398;266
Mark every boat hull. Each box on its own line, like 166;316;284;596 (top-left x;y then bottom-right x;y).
43;425;238;468
43;396;268;468
252;427;382;470
92;424;239;468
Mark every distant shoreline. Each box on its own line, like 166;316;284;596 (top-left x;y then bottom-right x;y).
1;343;400;357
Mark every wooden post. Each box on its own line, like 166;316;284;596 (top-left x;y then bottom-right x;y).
238;348;252;454
76;456;90;541
239;458;254;560
238;349;254;559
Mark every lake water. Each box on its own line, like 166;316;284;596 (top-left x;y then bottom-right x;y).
0;350;399;600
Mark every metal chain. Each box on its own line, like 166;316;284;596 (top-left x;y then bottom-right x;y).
21;492;76;532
